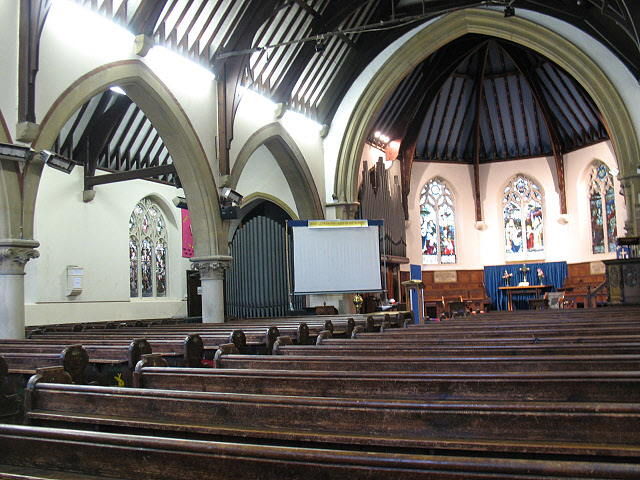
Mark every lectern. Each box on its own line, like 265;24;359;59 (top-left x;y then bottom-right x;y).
402;279;426;324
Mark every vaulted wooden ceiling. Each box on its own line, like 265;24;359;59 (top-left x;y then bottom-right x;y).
52;0;638;185
369;35;609;163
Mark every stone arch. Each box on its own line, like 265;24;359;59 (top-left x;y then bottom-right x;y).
0;109;22;240
229;122;323;221
336;8;640;231
31;59;223;256
133;193;180;230
228;193;298;243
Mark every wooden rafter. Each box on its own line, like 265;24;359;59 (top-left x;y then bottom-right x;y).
471;44;489;221
213;0;282;175
18;0;51;125
505;45;567;215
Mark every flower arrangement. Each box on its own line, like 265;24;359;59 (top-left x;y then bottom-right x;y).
502;270;513;285
537;268;545;284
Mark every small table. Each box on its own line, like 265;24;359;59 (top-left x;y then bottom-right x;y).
499;284;553;311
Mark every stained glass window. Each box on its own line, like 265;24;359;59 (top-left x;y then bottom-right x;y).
129;198;168;298
503;174;544;261
129;236;138;297
588;162;617;254
420;177;456;264
155;239;167;297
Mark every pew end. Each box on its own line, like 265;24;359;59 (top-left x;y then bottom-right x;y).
214;343;240;368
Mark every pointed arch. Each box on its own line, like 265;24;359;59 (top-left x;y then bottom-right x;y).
502;173;545;262
229;122;323;221
0;109;22;240
30;59;223;256
419;176;457;265
336;8;640;232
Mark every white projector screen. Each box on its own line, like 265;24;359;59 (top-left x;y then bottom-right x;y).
290;220;383;294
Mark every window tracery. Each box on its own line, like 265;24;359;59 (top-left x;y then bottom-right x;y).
129;198;168;298
588;161;617;254
503;174;544;261
419;177;456;265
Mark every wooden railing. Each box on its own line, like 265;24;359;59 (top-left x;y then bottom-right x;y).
586;280;608;308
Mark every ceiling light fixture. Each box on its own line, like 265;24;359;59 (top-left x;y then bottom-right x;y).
40;150;76;174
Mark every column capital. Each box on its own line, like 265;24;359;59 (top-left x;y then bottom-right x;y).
190;255;232;280
0;239;40;275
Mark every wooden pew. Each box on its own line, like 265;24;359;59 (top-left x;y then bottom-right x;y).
0;339;153;386
33;325;282;355
213;343;640;373
3;424;637;480
10;335;203;369
0;356;22;424
24;367;640;460
133;355;640;403
275;338;640;357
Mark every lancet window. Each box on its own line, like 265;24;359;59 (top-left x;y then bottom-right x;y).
419;177;456;264
129;198;167;298
503;174;544;261
588;161;617;254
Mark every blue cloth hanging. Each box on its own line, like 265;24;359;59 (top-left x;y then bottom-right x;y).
484;261;568;310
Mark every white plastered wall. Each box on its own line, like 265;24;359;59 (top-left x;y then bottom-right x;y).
36;2;218;159
15;2;217;325
229;89;325;218
405;142;624;271
24;167;192;326
235;145;296;212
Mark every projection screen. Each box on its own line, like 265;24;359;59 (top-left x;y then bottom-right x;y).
289;220;383;295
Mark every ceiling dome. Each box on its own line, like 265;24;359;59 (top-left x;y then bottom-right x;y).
370;34;609;163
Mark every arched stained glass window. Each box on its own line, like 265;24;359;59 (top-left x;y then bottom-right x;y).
129;198;168;298
503;174;544;261
420;177;456;265
588;161;617;254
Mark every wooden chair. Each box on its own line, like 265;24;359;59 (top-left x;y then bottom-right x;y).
545;292;565;309
442;296;468;319
528;298;548;310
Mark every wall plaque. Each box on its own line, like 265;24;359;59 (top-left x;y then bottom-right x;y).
433;271;457;283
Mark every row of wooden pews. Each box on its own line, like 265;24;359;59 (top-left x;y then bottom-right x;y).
2;307;640;478
0;312;409;388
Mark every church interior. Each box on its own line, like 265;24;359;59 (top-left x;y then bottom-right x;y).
1;0;640;477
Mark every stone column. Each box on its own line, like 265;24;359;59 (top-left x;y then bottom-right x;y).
190;255;232;323
0;239;39;339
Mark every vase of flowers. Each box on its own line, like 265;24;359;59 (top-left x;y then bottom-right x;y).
502;270;513;286
537;268;545;285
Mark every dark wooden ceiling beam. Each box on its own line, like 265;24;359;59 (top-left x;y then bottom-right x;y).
515;74;532;157
489;77;508;159
213;0;282;175
85;165;177;188
505;46;568;214
18;0;50;126
498;46;521;158
128;0;168;35
73;92;128;164
472;44;489;222
434;79;457;159
394;38;488;218
442;78;467;160
271;0;369;105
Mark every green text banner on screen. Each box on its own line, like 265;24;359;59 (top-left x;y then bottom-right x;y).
289;220;383;295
